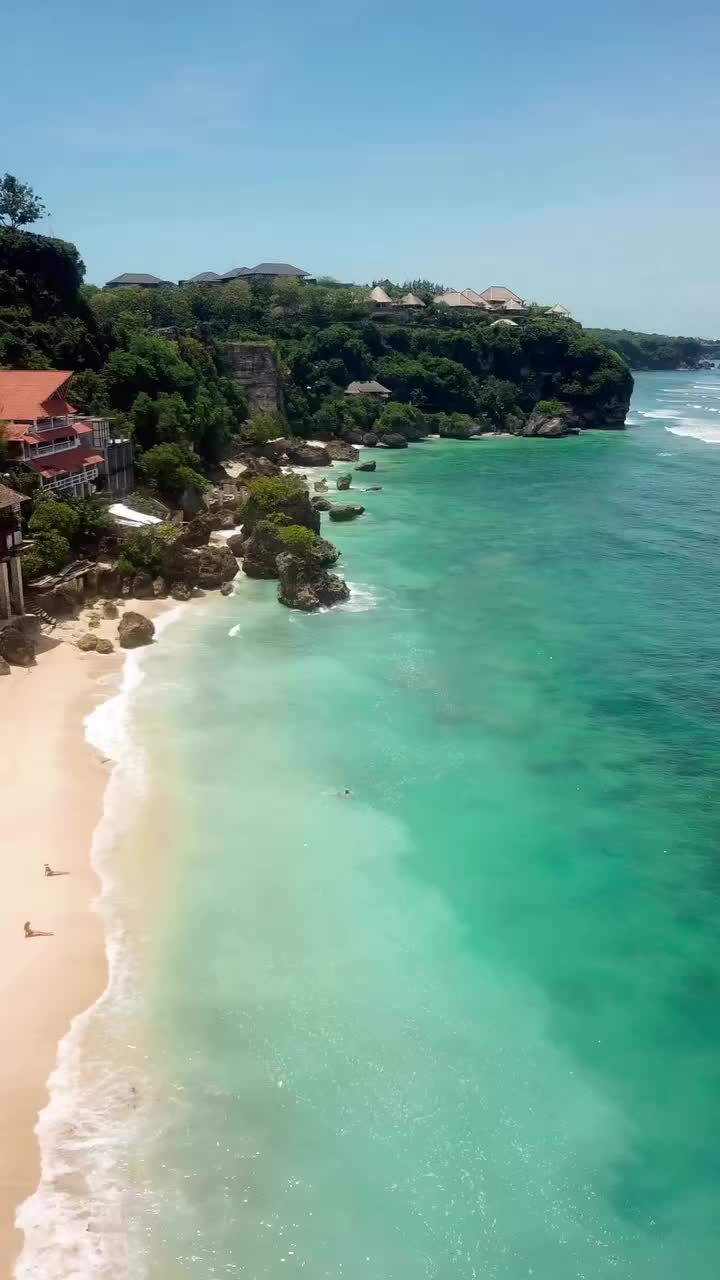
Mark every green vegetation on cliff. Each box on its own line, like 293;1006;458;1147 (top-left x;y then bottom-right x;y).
588;328;720;371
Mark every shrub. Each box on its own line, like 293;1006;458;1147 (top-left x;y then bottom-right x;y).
22;530;71;578
535;399;569;416
118;524;178;576
247;475;305;514
275;524;317;555
246;412;286;446
29;497;81;542
375;402;429;441
139;443;207;500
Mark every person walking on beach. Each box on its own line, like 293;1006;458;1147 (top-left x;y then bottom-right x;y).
24;921;54;938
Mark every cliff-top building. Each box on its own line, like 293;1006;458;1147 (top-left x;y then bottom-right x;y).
0;370;133;497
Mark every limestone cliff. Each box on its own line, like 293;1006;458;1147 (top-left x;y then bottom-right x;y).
225;342;283;416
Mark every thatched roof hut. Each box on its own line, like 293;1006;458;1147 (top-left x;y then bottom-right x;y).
400;292;425;308
479;286;524;305
433;290;482;308
460;289;491;309
369;286;393;304
545;303;571;316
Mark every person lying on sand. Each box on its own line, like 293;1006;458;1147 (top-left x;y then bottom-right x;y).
44;863;69;877
24;921;54;938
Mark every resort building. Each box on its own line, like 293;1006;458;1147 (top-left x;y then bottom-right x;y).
0;371;133;497
345;380;391;399
105;273;173;289
479;286;525;310
460;289;491;309
399;293;425;308
0;482;27;620
180;271;224;285
209;263;313;284
368;286;394;305
490;318;519;327
545;303;571;317
434;290;484;309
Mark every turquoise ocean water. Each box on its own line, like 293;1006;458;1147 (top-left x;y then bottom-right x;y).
17;371;720;1279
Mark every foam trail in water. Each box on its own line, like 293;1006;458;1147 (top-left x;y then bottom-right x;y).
14;607;184;1280
339;582;380;613
666;424;720;445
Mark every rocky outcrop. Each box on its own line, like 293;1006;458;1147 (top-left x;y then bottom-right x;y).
220;581;234;596
171;583;193;602
96;638;114;654
276;552;350;612
328;504;366;522
179;512;214;548
118;612;155;649
179;482;206;518
240;521;286;579
242;484;320;538
225;343;283;416
226;532;245;557
324;439;358;461
362;433;379;447
152;577;168;598
0;623;35;667
102;601;119;619
571;396;628;430
307;536;340;568
131;571;154;599
77;633;98;652
97;567;121;598
195;544;239;590
270;440;332;467
355;460;376;472
380;433;408;449
0;655;10;676
336;473;352;491
523;407;576;438
311;497;332;512
313;479;329;492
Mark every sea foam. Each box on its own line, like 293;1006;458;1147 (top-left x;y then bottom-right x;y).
14;607;184;1280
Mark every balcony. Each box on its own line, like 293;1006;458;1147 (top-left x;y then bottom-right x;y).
24;437;78;459
43;467;98;494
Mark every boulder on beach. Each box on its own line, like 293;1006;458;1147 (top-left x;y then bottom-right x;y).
354;460;376;472
362;433;379;447
226;532;245;557
276;552;350;612
0;623;35;667
0;655;10;676
77;633;98;652
131;571;154;599
380;433;408;449
323;439;358;462
522;405;575;438
328;504;366;522
118;611;155;650
195;544;239;590
311;497;333;512
97;567;121;599
152;577;168;598
336;473;352;491
171;583;193;602
95;638;114;654
220;581;234;596
313;479;329;493
179;512;214;548
265;438;331;467
102;601;119;619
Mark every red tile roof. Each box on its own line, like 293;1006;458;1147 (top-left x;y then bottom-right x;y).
0;371;76;422
27;448;103;479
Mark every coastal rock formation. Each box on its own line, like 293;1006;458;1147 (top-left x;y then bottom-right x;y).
307;536;340;567
77;633;98;652
328;504;366;522
220;581;234;596
131;571;155;599
226;532;245;557
522;407;575;438
195;544;239;590
0;655;10;676
225;342;283;416
362;433;379;447
171;583;193;601
313;479;329;492
152;577;168;598
179;512;214;547
0;623;35;667
96;638;114;654
276;552;350;612
265;438;331;467
438;418;477;439
240;521;287;578
355;460;376;472
571;396;628;430
102;601;119;619
381;433;408;449
118;611;155;649
97;567;121;598
179;482;206;518
324;439;358;462
311;497;333;512
336;474;352;491
242;483;320;538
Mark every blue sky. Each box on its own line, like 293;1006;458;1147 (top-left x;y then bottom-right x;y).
3;0;719;335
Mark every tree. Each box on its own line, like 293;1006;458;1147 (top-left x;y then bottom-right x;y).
29;497;82;543
375;402;429;441
246;413;286;446
0;174;47;230
139;443;207;500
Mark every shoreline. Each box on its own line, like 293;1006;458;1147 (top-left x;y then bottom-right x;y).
0;602;174;1278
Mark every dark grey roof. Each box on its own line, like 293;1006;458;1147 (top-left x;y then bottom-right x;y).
345;380;391;396
220;266;250;280
245;263;309;277
106;272;166;285
188;271;222;282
